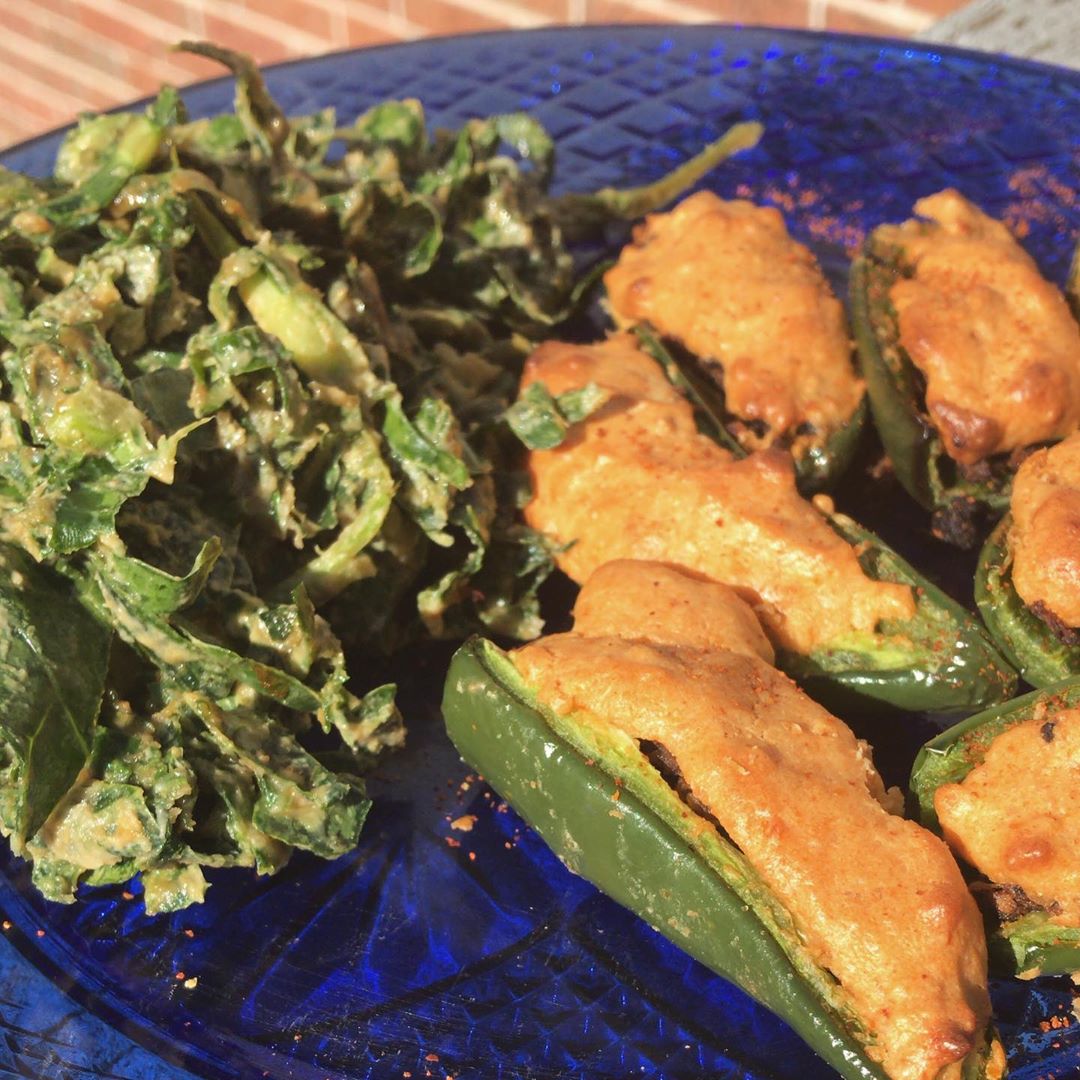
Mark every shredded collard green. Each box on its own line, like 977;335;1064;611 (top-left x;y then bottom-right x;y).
0;42;760;911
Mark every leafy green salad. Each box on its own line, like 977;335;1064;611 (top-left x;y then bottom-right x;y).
0;42;758;912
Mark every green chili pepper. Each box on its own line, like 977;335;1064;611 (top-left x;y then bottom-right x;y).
636;326;866;493
780;511;1016;713
849;244;1012;545
443;636;1004;1079
551;121;764;241
910;679;1080;978
974;514;1080;689
636;327;1015;713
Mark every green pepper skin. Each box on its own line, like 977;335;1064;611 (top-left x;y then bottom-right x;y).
987;913;1080;980
444;638;889;1078
797;396;868;493
635;326;866;494
975;514;1080;688
634;328;1015;711
910;680;1080;978
782;512;1017;713
849;248;1012;530
444;637;1003;1079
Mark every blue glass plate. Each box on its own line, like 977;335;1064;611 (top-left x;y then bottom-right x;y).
2;25;1080;1080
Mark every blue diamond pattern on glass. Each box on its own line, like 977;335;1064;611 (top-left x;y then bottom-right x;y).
0;24;1079;1080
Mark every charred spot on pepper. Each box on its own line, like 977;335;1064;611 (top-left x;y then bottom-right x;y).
1029;600;1080;646
637;738;732;843
728;417;770;441
931;496;981;550
970;880;1057;923
958;458;995;486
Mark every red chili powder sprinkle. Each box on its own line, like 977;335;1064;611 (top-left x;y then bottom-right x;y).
1004;165;1077;236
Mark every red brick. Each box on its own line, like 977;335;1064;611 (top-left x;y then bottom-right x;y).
900;0;969;16
403;0;506;34
586;0;818;26
200;14;297;63
0;36;114;110
157;49;226;83
0;126;28;152
0;80;68;127
1;8;52;44
240;0;336;39
823;6;918;35
38;0;165;61
119;55;219;100
2;6;136;89
118;0;196;33
583;1;698;23
24;1;214;96
497;0;570;14
723;0;813;27
344;16;406;46
0;78;78;148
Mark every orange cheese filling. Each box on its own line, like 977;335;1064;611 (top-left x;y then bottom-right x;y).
935;707;1080;927
604;190;863;453
514;561;992;1080
1009;432;1080;629
571;560;775;663
878;189;1080;465
521;334;914;655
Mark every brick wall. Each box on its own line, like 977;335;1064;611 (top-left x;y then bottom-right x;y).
0;0;965;149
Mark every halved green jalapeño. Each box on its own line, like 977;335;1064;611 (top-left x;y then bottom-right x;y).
849;239;1015;547
975;514;1080;689
636;327;1016;714
443;637;1005;1078
911;679;1080;978
635;325;866;494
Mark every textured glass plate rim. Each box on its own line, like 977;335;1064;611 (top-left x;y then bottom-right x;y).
0;24;1077;1080
4;22;1078;166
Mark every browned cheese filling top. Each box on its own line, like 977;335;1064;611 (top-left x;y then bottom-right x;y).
935;706;1080;927
520;334;914;655
603;190;864;454
877;189;1080;465
1009;432;1080;629
513;560;992;1080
